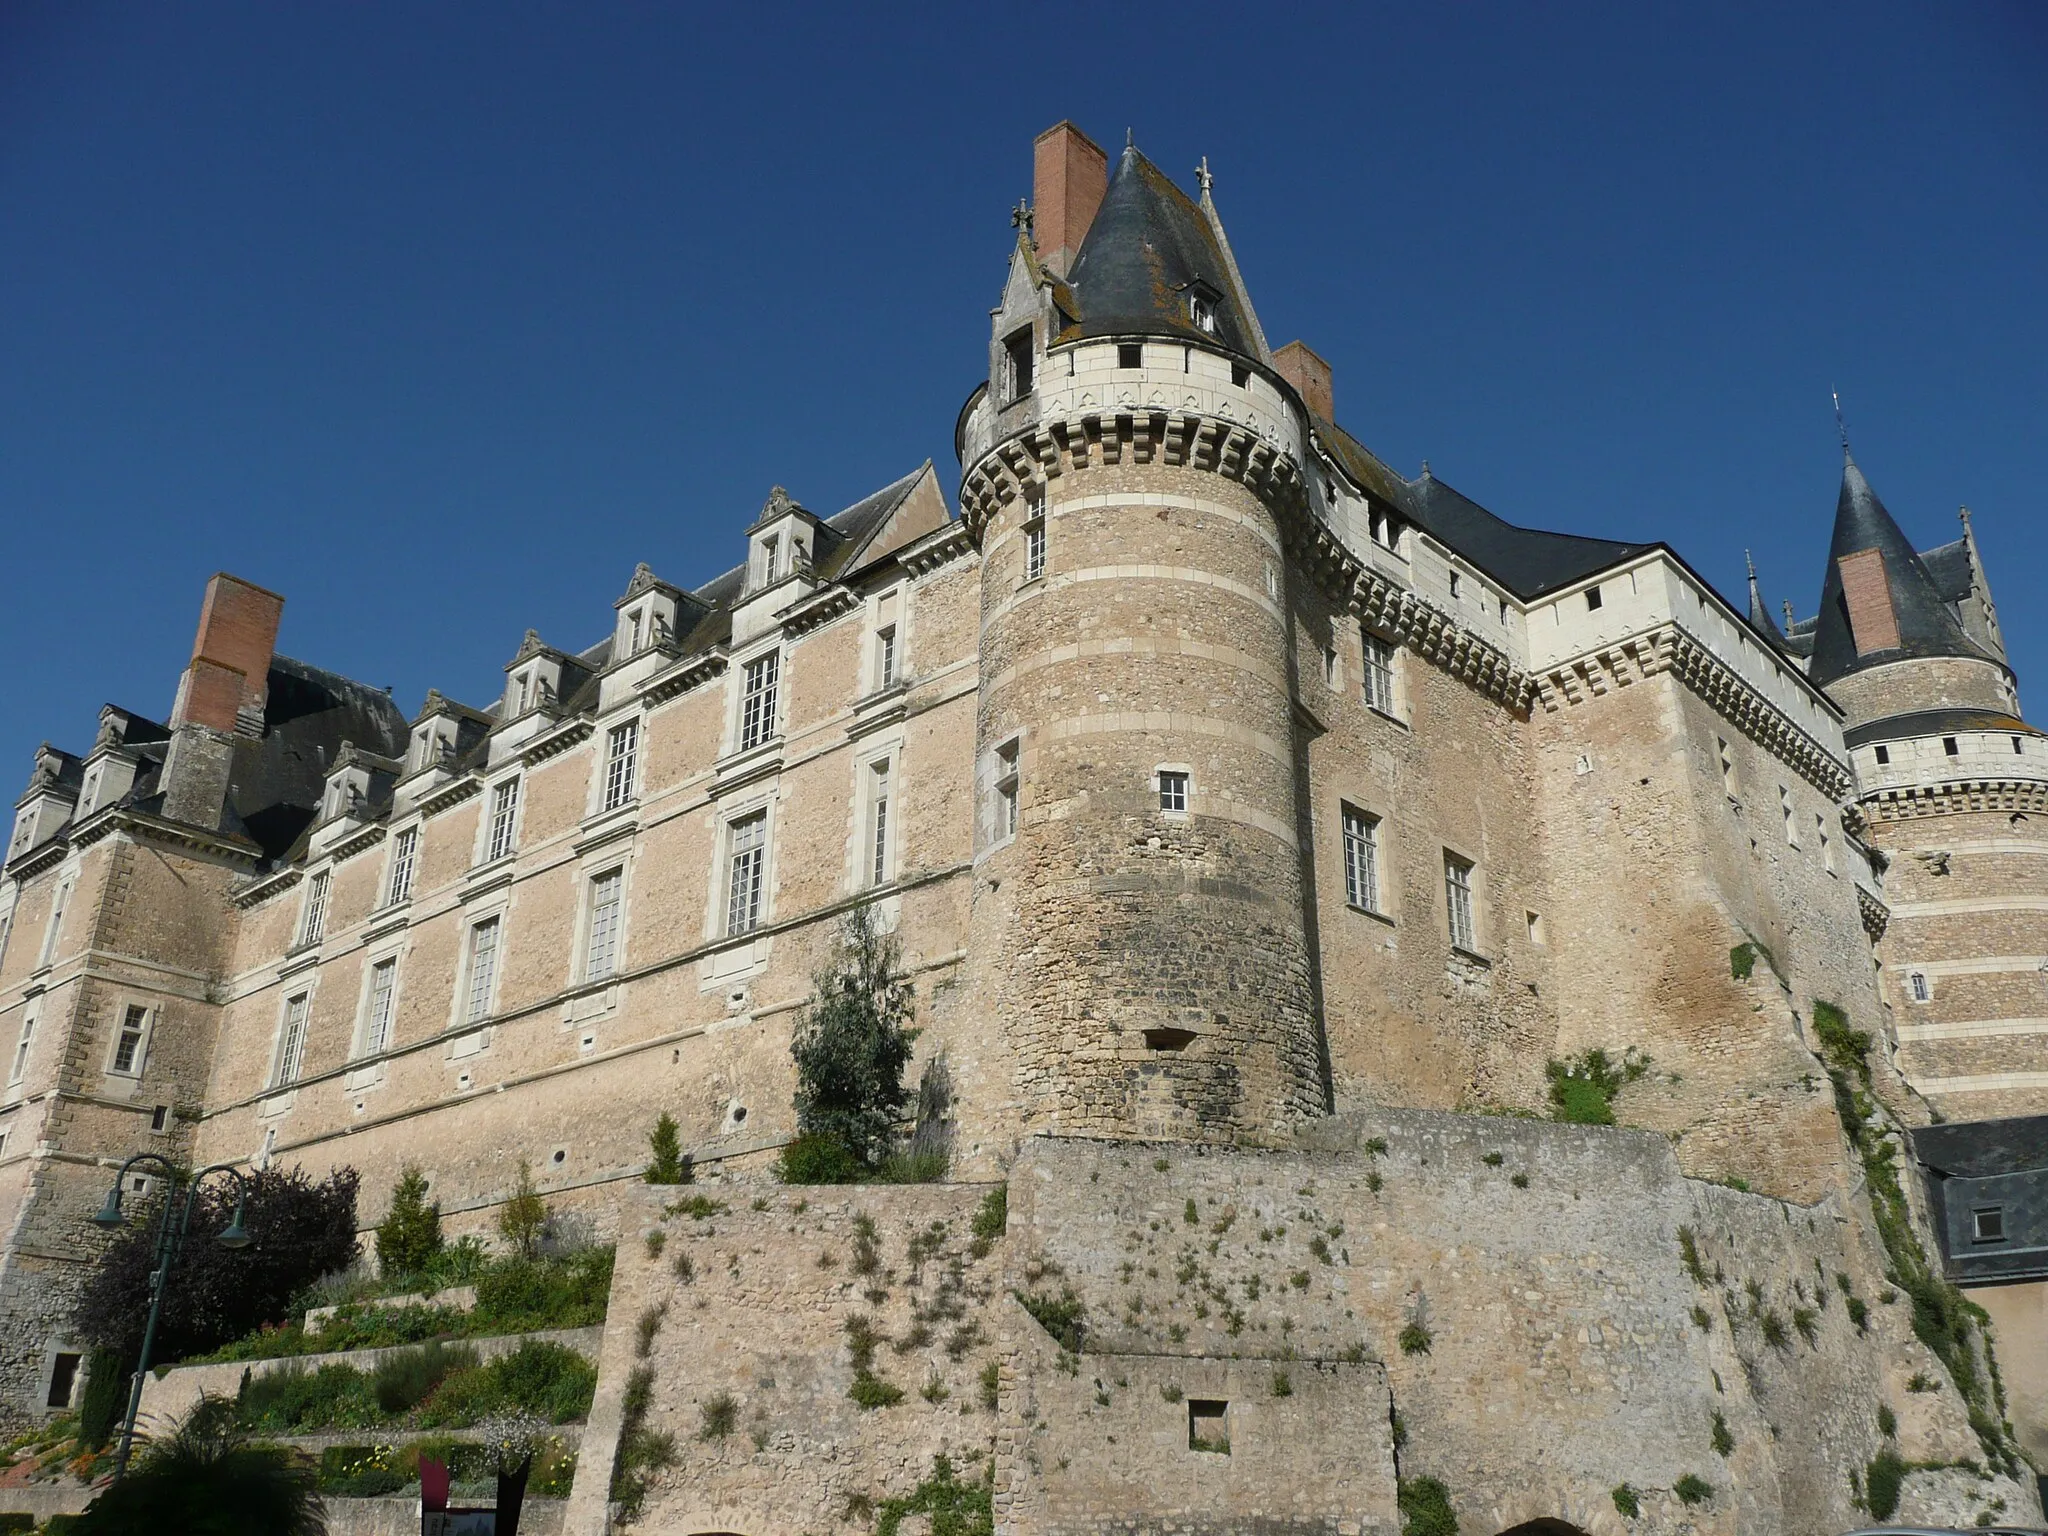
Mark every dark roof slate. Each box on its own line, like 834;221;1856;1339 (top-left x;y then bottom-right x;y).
1400;468;1654;601
227;655;409;862
1061;147;1260;357
1808;452;1993;688
1841;708;2043;750
1918;537;1974;605
1912;1115;2048;1178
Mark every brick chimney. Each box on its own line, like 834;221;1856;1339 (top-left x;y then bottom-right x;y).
171;574;285;735
1275;341;1333;422
161;574;284;831
1033;122;1108;279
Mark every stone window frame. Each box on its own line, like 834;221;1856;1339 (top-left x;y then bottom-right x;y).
722;804;773;938
576;861;631;985
104;998;156;1080
1155;764;1192;819
36;874;75;972
856;748;900;893
1907;970;1932;1004
1442;846;1483;959
8;1000;40;1089
1340;801;1386;918
349;947;404;1063
457;911;507;1030
479;775;523;867
986;733;1024;852
269;987;315;1090
598;715;642;816
40;1347;82;1414
296;868;331;949
732;645;785;756
1360;626;1401;722
382;823;421;909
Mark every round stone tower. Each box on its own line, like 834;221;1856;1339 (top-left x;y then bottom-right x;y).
954;133;1328;1145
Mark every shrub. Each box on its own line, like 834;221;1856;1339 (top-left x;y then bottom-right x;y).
237;1361;380;1434
1398;1323;1432;1356
1759;1311;1789;1350
850;1371;904;1410
970;1186;1007;1257
497;1160;550;1260
1674;1473;1712;1506
1877;1403;1896;1438
1710;1410;1733;1457
787;904;916;1173
1015;1288;1084;1351
777;1131;870;1186
874;1453;991;1536
480;1338;599;1423
1611;1484;1639;1518
371;1340;477;1415
1545;1048;1646;1126
1865;1449;1906;1520
644;1112;694;1185
375;1166;443;1281
73;1396;324;1535
1397;1475;1457;1536
979;1360;999;1411
76;1348;126;1451
1677;1226;1708;1285
76;1166;360;1366
700;1391;738;1439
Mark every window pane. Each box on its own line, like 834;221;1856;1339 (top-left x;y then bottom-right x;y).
1159;772;1188;813
1024;521;1046;583
300;872;329;946
604;721;639;811
113;1005;148;1072
1363;634;1395;714
586;870;623;981
1445;856;1475;951
278;995;310;1085
363;961;397;1056
466;920;500;1023
387;828;417;905
727;814;767;934
870;765;892;887
488;780;520;862
1343;809;1380;912
741;654;780;751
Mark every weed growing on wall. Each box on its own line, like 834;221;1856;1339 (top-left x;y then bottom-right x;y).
1611;1484;1639;1518
1673;1473;1712;1506
874;1453;993;1536
1397;1475;1457;1536
1810;999;2018;1471
1544;1048;1647;1126
610;1363;677;1519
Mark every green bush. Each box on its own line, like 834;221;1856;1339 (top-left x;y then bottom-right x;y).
375;1166;443;1281
237;1362;382;1434
874;1453;991;1536
77;1348;127;1451
1545;1048;1647;1126
777;1131;870;1186
1865;1449;1906;1520
1014;1288;1084;1351
371;1340;477;1415
645;1113;693;1185
74;1396;324;1535
787;904;916;1172
1611;1484;1639;1518
1397;1475;1457;1536
1673;1473;1712;1506
497;1160;550;1260
0;1513;35;1532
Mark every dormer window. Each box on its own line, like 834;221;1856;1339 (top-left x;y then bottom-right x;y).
625;609;643;656
1188;290;1218;334
515;673;532;715
1006;329;1034;401
762;534;781;585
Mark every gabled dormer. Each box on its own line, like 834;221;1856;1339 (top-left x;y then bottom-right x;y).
309;740;400;856
75;706;166;821
9;745;81;867
493;631;595;764
606;563;703;711
731;488;830;648
402;690;492;779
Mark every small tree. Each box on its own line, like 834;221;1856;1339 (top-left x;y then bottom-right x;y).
780;904;915;1181
375;1165;443;1280
497;1160;550;1260
644;1114;693;1185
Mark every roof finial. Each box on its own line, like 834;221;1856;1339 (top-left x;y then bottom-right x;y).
1011;198;1033;239
1420;459;1432;480
1782;600;1795;628
1125;127;1135;152
1959;503;1973;532
1833;387;1850;454
1195;156;1213;198
1745;548;1757;580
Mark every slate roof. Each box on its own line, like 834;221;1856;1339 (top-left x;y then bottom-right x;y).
225;656;409;861
1808;451;1994;689
1914;1116;2048;1179
1919;537;1975;605
1060;146;1262;358
1841;709;2043;751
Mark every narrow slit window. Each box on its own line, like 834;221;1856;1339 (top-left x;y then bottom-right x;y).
275;993;310;1086
1322;646;1337;687
602;720;640;811
1817;814;1834;873
1023;518;1047;584
112;1005;147;1074
1779;785;1798;845
486;779;521;863
1342;806;1381;913
298;871;330;947
464;918;501;1024
1717;738;1737;798
385;827;418;906
726;812;768;935
739;653;781;752
585;869;624;981
150;1103;170;1133
1444;854;1476;952
876;625;898;689
869;761;893;887
46;1353;80;1410
38;879;67;967
994;740;1020;842
361;959;397;1057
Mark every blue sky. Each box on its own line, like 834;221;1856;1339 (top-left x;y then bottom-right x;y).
3;3;2044;785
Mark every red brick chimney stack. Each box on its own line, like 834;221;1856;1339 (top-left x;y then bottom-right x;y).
1274;341;1334;422
1032;122;1108;280
171;574;285;736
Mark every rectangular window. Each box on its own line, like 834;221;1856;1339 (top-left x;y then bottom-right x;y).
112;1004;147;1074
275;993;310;1086
298;871;330;947
1972;1206;2005;1242
486;779;520;863
1117;341;1143;369
1779;785;1798;845
464;918;501;1024
1448;571;1462;600
1909;970;1931;1003
1158;770;1189;814
1362;633;1396;716
739;653;781;752
1342;806;1381;913
1006;329;1034;399
1874;744;1890;766
994;740;1020;842
38;880;72;969
360;959;397;1057
385;827;418;906
726;813;767;936
1445;854;1476;952
1586;585;1603;611
46;1352;79;1410
869;761;893;887
603;720;639;812
1943;736;1959;757
1023;518;1046;584
876;626;898;689
10;1007;37;1085
150;1103;169;1133
585;869;623;981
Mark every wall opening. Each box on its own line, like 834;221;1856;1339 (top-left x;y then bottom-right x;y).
1187;1398;1230;1453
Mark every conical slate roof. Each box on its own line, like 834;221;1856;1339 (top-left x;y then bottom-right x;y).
1746;552;1783;639
1808;450;1990;687
1061;145;1262;358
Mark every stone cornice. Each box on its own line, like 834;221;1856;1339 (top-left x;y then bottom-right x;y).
416;773;484;820
1857;885;1890;944
896;522;975;579
65;807;263;871
521;718;595;767
1536;623;1851;800
777;584;859;638
1860;778;2048;822
641;650;728;707
4;837;70;881
233;866;304;910
326;822;388;865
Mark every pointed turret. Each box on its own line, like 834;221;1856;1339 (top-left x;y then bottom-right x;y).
1808;448;1990;689
1745;550;1782;639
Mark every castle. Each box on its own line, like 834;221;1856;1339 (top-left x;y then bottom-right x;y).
4;123;2043;1532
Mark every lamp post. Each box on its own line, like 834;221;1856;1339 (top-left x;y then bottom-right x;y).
90;1154;252;1478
